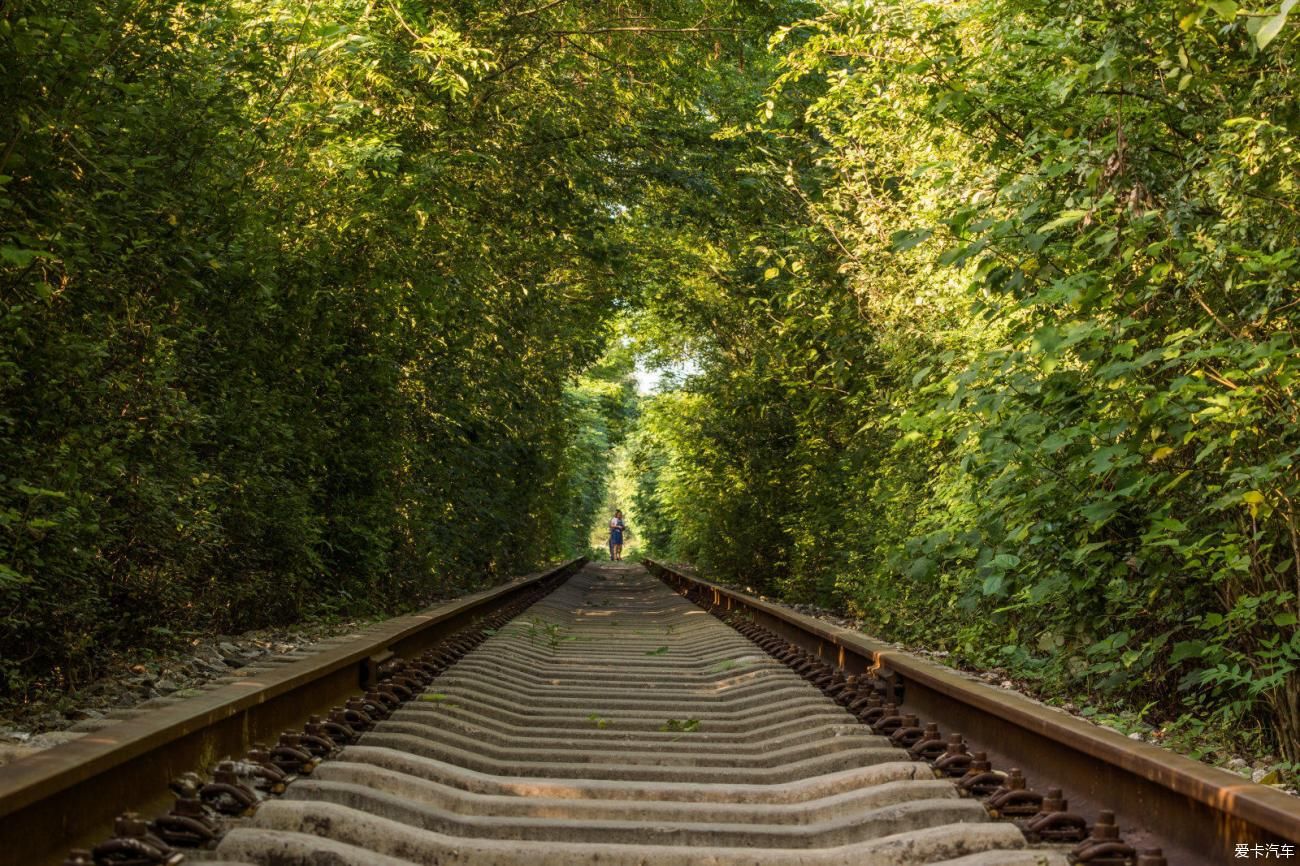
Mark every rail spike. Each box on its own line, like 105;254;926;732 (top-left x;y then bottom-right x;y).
92;812;182;866
1072;809;1137;865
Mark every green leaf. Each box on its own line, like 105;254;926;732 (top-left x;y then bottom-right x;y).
1256;5;1293;48
1207;0;1238;19
0;247;49;267
14;484;67;498
890;228;933;252
0;563;31;587
1179;7;1204;30
1273;612;1298;627
1090;444;1127;474
1041;210;1087;231
1157;470;1192;495
990;552;1021;570
762;267;779;281
1080;501;1120;523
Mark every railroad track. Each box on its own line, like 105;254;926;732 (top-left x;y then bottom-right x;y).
1;559;1296;865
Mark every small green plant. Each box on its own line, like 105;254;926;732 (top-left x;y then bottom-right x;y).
645;645;669;656
419;693;449;702
709;659;740;673
522;617;574;649
660;718;701;733
587;713;610;729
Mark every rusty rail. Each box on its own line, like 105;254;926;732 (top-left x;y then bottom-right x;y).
0;557;585;866
644;559;1300;865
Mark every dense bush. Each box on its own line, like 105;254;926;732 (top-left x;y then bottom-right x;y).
633;0;1300;759
0;0;759;699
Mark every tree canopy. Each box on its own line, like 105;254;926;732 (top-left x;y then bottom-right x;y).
628;0;1300;763
0;0;788;695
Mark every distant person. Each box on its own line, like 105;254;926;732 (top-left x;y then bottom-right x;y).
608;510;626;561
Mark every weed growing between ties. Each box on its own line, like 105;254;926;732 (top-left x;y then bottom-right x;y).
660;718;701;734
522;618;577;650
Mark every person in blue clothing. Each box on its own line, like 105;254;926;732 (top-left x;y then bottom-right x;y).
607;509;626;561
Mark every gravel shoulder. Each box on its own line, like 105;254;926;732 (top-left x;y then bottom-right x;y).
0;617;377;767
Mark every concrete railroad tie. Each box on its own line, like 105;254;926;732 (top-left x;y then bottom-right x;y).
214;563;1067;866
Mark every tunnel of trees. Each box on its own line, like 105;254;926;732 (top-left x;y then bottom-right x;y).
3;1;1299;769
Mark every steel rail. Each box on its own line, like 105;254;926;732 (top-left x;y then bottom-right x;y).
0;557;585;866
211;562;1069;866
644;559;1300;864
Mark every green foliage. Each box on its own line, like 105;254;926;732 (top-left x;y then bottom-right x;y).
634;0;1300;758
0;0;777;699
660;717;701;733
555;346;638;556
521;617;575;650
